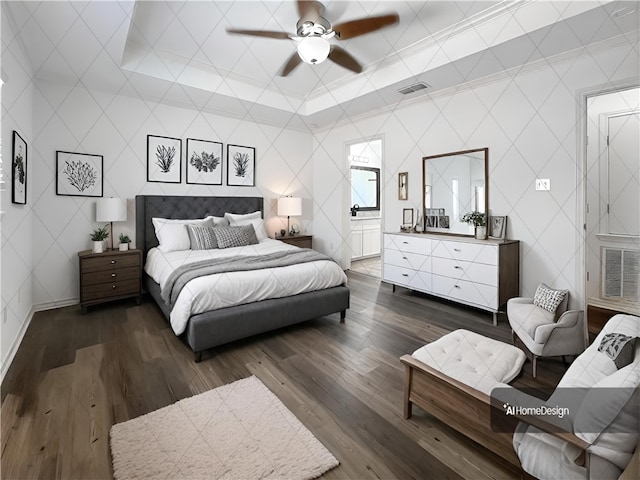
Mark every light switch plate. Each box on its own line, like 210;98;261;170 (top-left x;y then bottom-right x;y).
535;178;550;191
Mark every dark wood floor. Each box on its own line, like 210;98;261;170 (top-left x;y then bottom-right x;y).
1;272;568;479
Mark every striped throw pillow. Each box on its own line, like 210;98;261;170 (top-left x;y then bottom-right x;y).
187;225;218;250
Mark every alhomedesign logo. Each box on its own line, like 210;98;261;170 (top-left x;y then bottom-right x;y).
502;402;570;419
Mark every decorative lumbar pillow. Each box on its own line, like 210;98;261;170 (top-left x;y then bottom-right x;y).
225;211;267;241
187;225;218;250
532;283;568;313
598;333;637;369
152;217;213;252
213;225;259;249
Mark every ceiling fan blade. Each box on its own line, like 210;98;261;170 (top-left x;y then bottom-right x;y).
296;0;324;19
333;14;399;40
278;52;303;76
328;45;362;74
226;29;291;40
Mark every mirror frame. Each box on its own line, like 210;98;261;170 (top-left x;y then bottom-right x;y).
422;147;488;236
350;165;381;211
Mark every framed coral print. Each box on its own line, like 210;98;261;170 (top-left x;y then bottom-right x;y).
56;151;103;197
186;138;223;185
12;130;27;204
489;215;507;240
398;172;408;200
227;144;255;187
147;135;181;183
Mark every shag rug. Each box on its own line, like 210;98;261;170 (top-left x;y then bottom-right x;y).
110;376;339;480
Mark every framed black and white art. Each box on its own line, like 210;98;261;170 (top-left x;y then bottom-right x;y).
56;151;103;197
12;130;27;204
489;215;507;240
147;135;182;183
227;144;255;187
186;138;223;185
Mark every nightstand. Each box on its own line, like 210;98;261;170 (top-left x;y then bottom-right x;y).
78;249;142;313
277;234;313;249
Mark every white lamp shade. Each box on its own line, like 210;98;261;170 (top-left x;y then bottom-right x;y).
96;198;127;222
277;197;302;217
297;36;330;64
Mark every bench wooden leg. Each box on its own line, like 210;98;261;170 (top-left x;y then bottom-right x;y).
403;365;413;419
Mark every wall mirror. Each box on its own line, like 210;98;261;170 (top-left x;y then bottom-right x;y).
351;166;380;211
422;148;488;236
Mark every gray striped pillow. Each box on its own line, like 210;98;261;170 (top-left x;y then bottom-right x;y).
187;225;218;250
213;225;258;249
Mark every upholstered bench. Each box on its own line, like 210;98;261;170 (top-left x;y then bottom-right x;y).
401;329;526;466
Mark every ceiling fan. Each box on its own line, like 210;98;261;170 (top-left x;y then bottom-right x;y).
227;0;399;76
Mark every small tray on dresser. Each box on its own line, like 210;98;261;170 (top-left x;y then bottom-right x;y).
78;249;142;313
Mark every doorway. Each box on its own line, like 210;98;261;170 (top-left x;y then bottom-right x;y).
584;87;640;333
346;137;383;278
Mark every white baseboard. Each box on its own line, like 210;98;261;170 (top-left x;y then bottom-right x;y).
32;297;79;312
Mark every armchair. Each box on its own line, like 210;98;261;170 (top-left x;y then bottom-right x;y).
508;285;587;377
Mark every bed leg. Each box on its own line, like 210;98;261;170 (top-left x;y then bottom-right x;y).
194;351;203;363
403;364;413;419
340;310;346;323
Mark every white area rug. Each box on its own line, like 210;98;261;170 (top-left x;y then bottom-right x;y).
110;376;339;479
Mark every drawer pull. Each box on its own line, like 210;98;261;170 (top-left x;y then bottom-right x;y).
402;241;409;244
454;266;462;269
111;260;116;264
402;256;408;260
454;284;461;289
454;248;461;252
111;273;117;277
401;273;409;277
112;285;117;289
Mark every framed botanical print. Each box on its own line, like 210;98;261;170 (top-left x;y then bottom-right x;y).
147;135;182;183
56;151;103;197
227;144;255;187
398;172;408;200
12;130;27;204
186;138;223;185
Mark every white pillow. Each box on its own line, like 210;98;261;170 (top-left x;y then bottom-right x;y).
152;217;212;252
205;215;229;227
224;211;267;241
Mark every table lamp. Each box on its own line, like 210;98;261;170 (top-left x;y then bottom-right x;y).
96;198;127;250
277;196;302;236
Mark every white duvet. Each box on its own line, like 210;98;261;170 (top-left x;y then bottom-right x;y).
145;239;348;335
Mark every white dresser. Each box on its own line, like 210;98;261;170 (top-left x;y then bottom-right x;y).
383;232;519;324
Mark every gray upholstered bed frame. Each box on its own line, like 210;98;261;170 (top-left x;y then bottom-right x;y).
135;195;350;362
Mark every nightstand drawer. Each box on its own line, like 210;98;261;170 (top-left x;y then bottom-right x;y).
82;279;140;302
279;235;312;249
82;254;140;273
82;266;140;286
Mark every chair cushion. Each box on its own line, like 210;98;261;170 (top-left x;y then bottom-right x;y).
533;283;568;313
412;329;526;395
509;302;556;343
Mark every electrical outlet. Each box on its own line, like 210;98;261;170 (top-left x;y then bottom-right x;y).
535;178;551;191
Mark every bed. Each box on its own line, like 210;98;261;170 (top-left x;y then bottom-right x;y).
135;195;350;361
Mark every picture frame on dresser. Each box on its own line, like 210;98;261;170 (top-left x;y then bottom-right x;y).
489;216;507;240
398;172;408;200
402;208;413;228
12;130;27;204
56;151;103;197
227;144;255;186
186;138;223;185
147;135;182;183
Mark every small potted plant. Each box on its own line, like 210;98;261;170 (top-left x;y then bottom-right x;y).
90;225;109;253
118;233;131;251
461;211;487;239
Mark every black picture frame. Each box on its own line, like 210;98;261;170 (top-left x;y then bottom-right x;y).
186;138;223;185
489;215;507;240
56;151;103;197
12;130;27;204
147;135;182;183
227;144;255;187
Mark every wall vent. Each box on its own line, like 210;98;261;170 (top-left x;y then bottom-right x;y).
602;247;640;299
398;82;430;95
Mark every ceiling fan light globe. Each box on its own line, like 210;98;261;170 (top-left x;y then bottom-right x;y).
297;36;330;65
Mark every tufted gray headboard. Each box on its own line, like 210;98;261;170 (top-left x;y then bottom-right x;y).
135;195;264;255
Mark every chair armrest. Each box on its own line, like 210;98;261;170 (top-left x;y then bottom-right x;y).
508;297;534;305
534;310;584;344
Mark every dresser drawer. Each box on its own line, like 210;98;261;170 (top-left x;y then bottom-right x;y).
431;274;497;309
82;266;141;286
384;234;431;255
432;240;497;265
384;249;431;271
82;254;140;273
431;257;497;286
81;279;140;302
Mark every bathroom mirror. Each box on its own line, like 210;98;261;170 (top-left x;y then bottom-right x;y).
351;166;380;211
422;148;488;236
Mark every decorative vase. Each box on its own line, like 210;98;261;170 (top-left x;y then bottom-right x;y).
92;240;104;253
414;209;423;232
475;225;487;240
119;243;129;251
